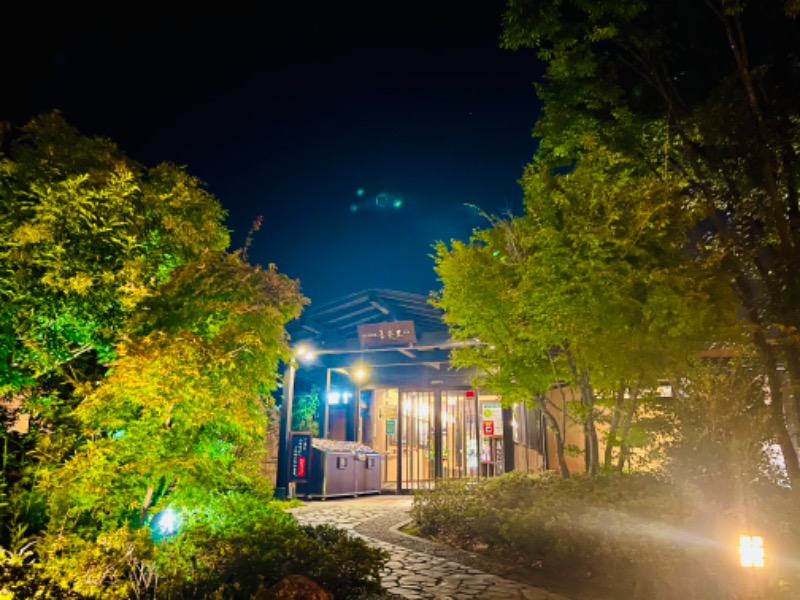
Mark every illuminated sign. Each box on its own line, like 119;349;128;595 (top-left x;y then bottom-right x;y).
358;321;417;347
289;432;312;482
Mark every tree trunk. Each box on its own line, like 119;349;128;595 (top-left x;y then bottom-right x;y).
139;486;155;526
783;344;800;447
565;348;599;475
754;332;800;489
604;381;626;468
617;386;640;473
541;405;570;478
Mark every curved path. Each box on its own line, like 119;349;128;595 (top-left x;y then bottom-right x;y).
288;495;572;600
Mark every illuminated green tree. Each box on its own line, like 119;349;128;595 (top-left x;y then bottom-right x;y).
434;144;728;476
501;0;800;487
0;114;305;547
45;250;304;530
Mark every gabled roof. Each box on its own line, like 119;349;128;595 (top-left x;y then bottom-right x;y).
288;289;449;351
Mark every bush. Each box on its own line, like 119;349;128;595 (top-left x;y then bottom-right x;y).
412;473;800;599
1;490;389;599
0;527;156;599
156;490;389;599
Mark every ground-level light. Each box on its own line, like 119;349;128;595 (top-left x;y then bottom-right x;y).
153;507;180;537
739;535;765;568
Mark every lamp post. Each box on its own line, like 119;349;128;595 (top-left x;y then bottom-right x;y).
275;345;314;499
275;359;296;499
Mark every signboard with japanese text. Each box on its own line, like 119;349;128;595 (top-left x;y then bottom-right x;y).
385;419;397;435
358;320;417;347
482;402;502;435
289;432;312;482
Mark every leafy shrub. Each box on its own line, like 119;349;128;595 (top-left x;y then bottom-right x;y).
156;490;389;599
412;473;800;599
1;490;388;599
0;527;156;599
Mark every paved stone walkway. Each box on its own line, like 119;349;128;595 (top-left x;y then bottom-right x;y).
288;495;572;600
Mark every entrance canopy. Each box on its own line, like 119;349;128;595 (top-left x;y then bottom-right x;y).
288;289;474;388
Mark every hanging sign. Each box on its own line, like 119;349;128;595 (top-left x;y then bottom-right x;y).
358;321;417;347
289;432;312;482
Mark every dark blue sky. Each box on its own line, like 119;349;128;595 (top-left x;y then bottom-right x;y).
3;2;541;305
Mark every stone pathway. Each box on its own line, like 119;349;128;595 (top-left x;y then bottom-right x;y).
288;495;572;600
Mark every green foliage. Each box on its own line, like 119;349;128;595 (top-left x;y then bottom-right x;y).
1;492;388;599
40;249;304;533
665;354;784;491
499;0;800;484
155;490;388;599
0;112;229;394
433;142;733;475
0;114;312;596
413;472;800;599
292;386;321;436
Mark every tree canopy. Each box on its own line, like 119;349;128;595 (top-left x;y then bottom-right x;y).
435;0;800;484
0;114;306;550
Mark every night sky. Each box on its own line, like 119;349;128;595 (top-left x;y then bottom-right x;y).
3;2;541;305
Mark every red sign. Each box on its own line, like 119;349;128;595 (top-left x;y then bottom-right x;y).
482;421;494;436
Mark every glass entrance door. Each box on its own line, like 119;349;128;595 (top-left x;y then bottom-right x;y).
398;390;435;489
372;388;485;491
441;390;479;479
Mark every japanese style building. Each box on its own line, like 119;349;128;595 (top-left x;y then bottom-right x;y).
281;289;550;494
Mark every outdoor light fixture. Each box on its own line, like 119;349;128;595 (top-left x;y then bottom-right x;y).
353;366;367;382
152;507;180;537
326;391;352;405
739;535;765;568
295;345;315;362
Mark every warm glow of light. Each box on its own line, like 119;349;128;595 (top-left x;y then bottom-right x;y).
295;345;315;361
402;399;411;412
740;535;765;568
352;364;368;382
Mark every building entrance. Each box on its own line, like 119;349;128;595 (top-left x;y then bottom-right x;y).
362;388;497;492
